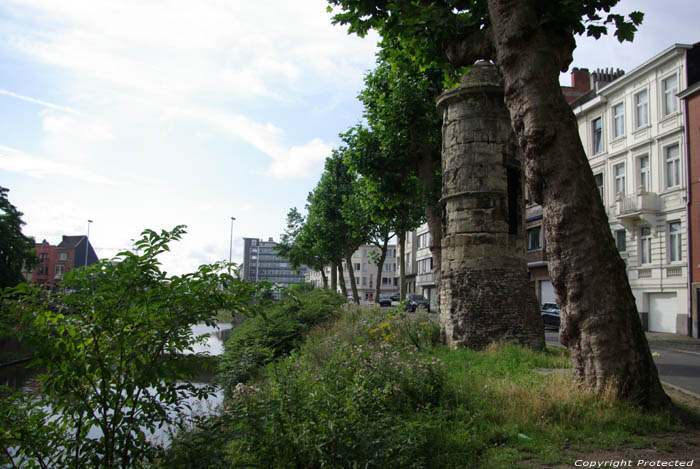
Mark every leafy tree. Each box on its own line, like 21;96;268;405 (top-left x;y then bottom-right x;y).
306;152;370;303
277;208;330;288
341;125;424;300
0;186;37;289
1;226;260;468
328;0;668;407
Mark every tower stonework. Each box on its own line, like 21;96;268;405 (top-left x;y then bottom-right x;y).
436;63;544;350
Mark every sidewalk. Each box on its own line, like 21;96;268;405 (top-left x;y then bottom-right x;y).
645;332;700;354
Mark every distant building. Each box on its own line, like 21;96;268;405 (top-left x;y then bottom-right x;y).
26;235;99;290
306;244;399;304
241;237;307;289
401;223;437;311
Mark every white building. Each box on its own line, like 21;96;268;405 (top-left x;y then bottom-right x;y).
572;44;696;334
305;244;399;304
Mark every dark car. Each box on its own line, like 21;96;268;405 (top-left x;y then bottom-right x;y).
541;302;560;330
407;294;430;312
378;294;392;307
390;293;400;302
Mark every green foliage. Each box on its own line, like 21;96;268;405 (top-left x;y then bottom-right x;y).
0;225;259;468
218;287;346;392
0;186;37;289
328;0;643;68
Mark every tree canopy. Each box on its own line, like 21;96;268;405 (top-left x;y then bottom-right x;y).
0;186;37;289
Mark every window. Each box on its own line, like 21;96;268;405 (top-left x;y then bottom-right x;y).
417;258;433;274
635;89;648;128
638;155;650;192
251;239;257;246
669;222;682;262
592;117;603;154
39;253;49;262
640;227;652;265
354;263;361;271
612;102;625;138
526;226;542;251
594;173;604;200
58;252;68;261
362;276;367;286
615;229;626;252
662;75;678;116
394;277;399;286
665;144;680;188
382;277;391;285
55;264;65;276
417;232;430;249
614;162;625;195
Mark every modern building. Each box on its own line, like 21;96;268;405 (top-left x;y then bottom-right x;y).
26;235;99;290
305;244;399;304
241;237;307;289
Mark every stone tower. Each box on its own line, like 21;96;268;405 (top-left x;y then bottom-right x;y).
436;62;544;350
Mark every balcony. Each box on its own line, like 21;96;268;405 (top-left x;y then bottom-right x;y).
416;272;435;286
615;188;659;231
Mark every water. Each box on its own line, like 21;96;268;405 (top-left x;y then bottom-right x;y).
1;322;234;455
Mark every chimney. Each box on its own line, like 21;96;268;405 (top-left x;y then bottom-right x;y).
571;67;590;92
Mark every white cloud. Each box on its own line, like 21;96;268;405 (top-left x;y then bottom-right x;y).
0;88;82;114
0;144;116;185
265;139;332;180
41;111;114;141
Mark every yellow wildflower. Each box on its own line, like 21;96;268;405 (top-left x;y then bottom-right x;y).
419;322;427;327
369;329;377;335
379;322;389;330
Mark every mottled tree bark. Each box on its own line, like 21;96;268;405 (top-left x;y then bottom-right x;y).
446;0;669;407
330;261;338;291
416;147;443;311
345;249;360;304
373;237;389;304
337;262;348;297
321;269;328;289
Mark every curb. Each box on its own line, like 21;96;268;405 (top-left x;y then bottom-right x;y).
661;380;700;401
649;345;700;357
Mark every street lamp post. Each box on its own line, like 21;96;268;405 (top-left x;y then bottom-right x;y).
229;217;236;264
85;220;93;267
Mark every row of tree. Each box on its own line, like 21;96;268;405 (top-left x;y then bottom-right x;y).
277;49;446;304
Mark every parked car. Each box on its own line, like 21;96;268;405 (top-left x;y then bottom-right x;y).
540;302;560;330
407;294;430;312
378;294;392;307
389;293;400;302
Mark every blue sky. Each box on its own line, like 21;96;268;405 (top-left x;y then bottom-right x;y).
1;0;698;274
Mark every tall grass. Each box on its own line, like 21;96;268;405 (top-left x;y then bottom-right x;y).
161;301;699;468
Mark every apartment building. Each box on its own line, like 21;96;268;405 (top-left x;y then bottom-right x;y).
305;244;399;304
241;237;307;289
26;236;99;290
570;43;700;335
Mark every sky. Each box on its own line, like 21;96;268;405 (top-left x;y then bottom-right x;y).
1;0;698;275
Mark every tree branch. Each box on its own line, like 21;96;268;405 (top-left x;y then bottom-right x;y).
444;27;495;67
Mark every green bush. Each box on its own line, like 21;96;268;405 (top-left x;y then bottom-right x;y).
217;287;345;392
223;338;445;468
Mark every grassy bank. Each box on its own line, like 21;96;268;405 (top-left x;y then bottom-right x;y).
161;296;700;468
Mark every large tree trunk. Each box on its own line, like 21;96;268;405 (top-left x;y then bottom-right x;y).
416;147;443;312
320;269;328;289
443;0;668;408
337;262;348;297
373;237;389;305
398;229;407;300
330;261;338;291
345;249;360;304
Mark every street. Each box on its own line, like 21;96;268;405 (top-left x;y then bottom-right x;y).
545;331;700;397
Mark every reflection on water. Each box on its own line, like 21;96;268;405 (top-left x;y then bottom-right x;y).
1;322;234;392
189;322;233;355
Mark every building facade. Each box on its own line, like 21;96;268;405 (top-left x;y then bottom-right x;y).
26;236;99;290
305;244;399;304
241;237;308;289
680;74;700;338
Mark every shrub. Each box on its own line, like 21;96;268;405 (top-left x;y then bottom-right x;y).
218;287;345;392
